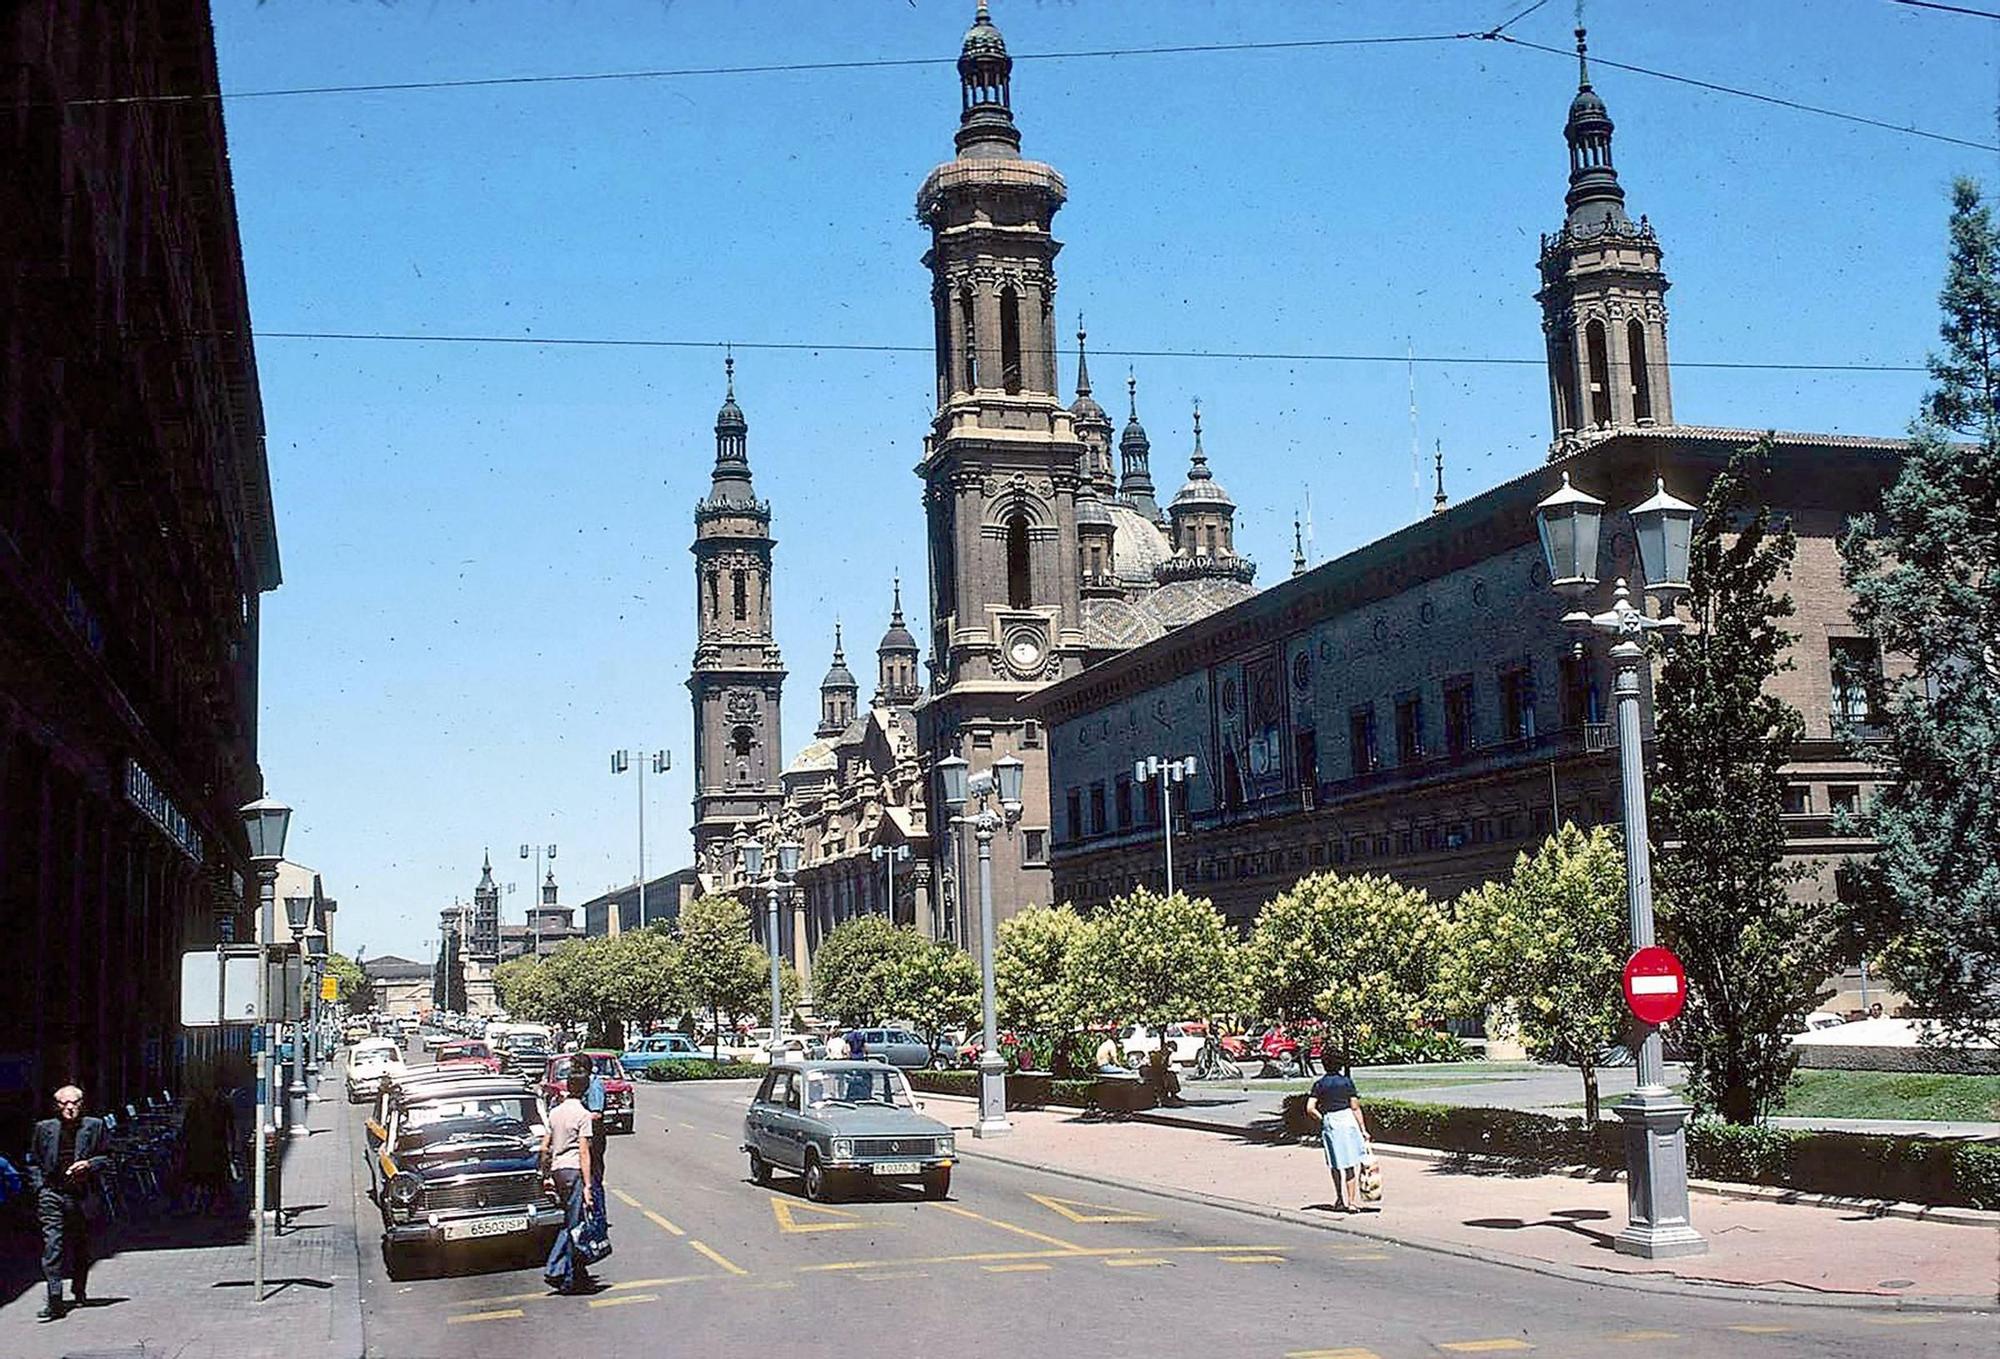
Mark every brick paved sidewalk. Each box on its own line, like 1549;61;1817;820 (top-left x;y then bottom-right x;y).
0;1094;366;1359
925;1093;2000;1304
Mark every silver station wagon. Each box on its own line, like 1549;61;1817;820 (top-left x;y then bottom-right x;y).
742;1060;956;1202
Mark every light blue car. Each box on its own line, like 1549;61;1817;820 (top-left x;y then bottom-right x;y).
621;1032;721;1074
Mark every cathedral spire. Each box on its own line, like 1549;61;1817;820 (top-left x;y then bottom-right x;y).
955;0;1021;158
876;575;921;707
706;353;757;507
1563;26;1627;231
1118;368;1160;521
1074;316;1093;398
1070;317;1115;491
1292;517;1307;577
1432;440;1449;516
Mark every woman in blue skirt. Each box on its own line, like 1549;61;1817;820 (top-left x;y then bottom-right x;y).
1306;1066;1370;1212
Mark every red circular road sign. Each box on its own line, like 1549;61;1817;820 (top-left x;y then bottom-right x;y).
1622;945;1687;1026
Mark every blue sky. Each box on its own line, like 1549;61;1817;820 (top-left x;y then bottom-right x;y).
211;0;1998;963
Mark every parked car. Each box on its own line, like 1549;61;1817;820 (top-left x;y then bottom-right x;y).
761;1035;828;1063
497;1034;552;1079
1118;1022;1206;1068
373;1077;563;1279
539;1052;635;1134
345;1038;407;1103
620;1032;720;1073
434;1039;503;1074
848;1027;934;1069
742;1060;955;1202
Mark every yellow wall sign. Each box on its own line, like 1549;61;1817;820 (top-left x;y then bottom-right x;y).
320;975;340;1002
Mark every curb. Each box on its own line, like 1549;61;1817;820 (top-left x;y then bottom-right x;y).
949;1138;1997;1314
1129;1108;2000;1229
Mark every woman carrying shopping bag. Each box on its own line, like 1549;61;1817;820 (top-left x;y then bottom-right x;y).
1305;1066;1372;1213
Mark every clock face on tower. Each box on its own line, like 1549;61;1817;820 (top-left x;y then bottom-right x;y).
1008;637;1043;673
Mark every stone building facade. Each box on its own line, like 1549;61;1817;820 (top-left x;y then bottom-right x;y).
0;0;280;1148
499;870;584;961
1029;31;1897;930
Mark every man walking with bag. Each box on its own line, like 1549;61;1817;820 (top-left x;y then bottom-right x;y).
27;1085;109;1320
539;1064;599;1295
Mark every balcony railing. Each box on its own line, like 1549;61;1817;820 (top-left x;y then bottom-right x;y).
1829;714;1888;742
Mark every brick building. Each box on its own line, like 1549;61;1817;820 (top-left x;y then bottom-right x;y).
0;0;279;1146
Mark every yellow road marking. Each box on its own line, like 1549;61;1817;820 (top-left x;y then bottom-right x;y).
1862;1316;1949;1326
856;1270;930;1280
1221;1254;1285;1264
771;1196;876;1234
929;1201;1089;1251
608;1275;709;1291
983;1263;1053;1273
797;1243;1284;1273
611;1188;643;1208
1103;1257;1170;1267
1338;1252;1390;1261
588;1293;658;1309
644;1209;686;1237
689;1239;749;1276
1437;1342;1533;1353
447;1309;524;1324
1286;1350;1383;1359
1727;1325;1793;1335
1024;1191;1155;1224
1605;1333;1680;1342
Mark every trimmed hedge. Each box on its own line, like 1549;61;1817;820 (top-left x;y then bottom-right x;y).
1279;1094;2000;1209
639;1060;767;1082
908;1069;1151;1111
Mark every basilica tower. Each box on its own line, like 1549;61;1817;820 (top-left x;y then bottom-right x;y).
914;0;1082;914
1536;27;1674;455
688;357;785;872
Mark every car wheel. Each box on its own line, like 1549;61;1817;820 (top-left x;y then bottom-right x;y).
930;1053;949;1070
748;1150;771;1187
922;1168;951;1200
803;1153;834;1203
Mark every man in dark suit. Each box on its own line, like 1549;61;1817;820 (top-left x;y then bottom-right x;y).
27;1085;108;1321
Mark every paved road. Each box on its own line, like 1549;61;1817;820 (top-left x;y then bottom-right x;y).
350;1072;1991;1359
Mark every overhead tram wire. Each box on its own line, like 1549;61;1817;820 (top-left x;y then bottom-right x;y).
247;328;1925;374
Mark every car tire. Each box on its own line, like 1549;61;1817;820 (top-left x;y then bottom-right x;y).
803;1153;834;1203
922;1168;951;1200
930;1054;949;1071
748;1150;771;1187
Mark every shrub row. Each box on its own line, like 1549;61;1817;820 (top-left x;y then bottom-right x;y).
639;1060;767;1082
1279;1094;2000;1209
907;1069;1144;1110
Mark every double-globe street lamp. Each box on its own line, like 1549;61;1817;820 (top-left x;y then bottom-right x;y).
282;892;315;1136
1132;755;1197;894
1534;468;1706;1260
303;921;328;1102
239;795;292;1304
521;841;557;953
937;752;1024;1139
736;825;803;1050
611;749;669;930
870;842;910;922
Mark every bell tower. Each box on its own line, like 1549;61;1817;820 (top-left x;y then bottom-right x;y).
1536;27;1674;455
689;357;785;872
915;0;1080;915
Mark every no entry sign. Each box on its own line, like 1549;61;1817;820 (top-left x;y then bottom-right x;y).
1622;945;1687;1026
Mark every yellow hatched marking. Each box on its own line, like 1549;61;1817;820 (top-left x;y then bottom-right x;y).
1103;1256;1170;1267
447;1309;524;1324
1605;1333;1680;1342
1221;1253;1285;1264
983;1262;1053;1273
797;1242;1286;1273
645;1209;686;1237
689;1239;748;1276
1024;1191;1155;1224
608;1275;708;1291
611;1188;643;1208
588;1293;658;1309
1437;1342;1533;1353
929;1201;1089;1251
1286;1350;1383;1359
1727;1325;1793;1335
771;1196;875;1234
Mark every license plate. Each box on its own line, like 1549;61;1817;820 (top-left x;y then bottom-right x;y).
871;1161;922;1176
443;1214;529;1241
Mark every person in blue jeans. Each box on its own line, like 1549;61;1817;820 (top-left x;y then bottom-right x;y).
539;1066;598;1294
579;1055;609;1229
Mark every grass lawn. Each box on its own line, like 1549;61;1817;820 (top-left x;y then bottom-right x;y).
1774;1070;2000;1122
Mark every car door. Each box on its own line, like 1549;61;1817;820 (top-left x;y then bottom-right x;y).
759;1070;800;1168
888;1031;927;1068
746;1072;778;1158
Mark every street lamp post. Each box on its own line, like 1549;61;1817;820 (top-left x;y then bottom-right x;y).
869;843;910;923
239;796;292;1304
736;828;803;1051
1535;470;1706;1260
612;750;669;932
282;893;313;1137
938;753;1023;1139
520;841;557;955
303;924;327;1101
1132;755;1197;894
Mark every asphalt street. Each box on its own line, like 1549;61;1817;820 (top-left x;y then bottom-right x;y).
352;1067;1993;1359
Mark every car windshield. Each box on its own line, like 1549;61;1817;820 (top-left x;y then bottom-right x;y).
804;1068;914;1109
400;1095;537;1143
441;1042;489;1058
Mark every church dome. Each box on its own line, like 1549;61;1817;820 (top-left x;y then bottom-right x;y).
1107;502;1171;585
961;2;1007;61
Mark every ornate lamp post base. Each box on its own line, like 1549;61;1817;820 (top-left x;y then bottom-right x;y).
1612;1090;1705;1258
975;1051;1012;1139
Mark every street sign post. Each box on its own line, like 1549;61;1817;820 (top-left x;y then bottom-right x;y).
320;974;339;1003
1622;945;1687;1026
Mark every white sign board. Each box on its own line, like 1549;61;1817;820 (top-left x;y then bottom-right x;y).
180;948;265;1026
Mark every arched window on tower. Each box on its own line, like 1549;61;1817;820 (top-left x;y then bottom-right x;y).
1552;332;1579;434
1006;512;1032;609
1000;286;1023;394
732;569;747;622
1585;320;1612;427
1627;319;1654;423
731;726;754;784
706;571;720;624
960;289;977;392
935;292;951;402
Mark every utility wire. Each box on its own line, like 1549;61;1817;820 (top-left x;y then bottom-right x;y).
1488;32;1998;152
248;328;1924;373
1481;0;1556;39
1889;0;2000;18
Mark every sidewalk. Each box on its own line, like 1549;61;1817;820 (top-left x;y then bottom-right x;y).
924;1093;2000;1306
0;1094;366;1359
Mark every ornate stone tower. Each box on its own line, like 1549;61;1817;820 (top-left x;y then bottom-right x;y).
1118;371;1161;524
689;357;786;872
915;0;1083;914
1536;27;1673;456
818;624;859;738
1158;403;1256;586
470;850;501;960
877;579;922;707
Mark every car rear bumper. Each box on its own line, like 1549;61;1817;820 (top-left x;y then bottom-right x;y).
384;1202;566;1247
826;1157;953;1179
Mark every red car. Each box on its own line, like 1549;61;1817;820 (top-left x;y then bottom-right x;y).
1249;1026;1325;1070
539;1051;635;1135
432;1039;502;1074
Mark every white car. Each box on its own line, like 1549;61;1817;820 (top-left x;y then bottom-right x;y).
1118;1022;1205;1068
345;1038;407;1103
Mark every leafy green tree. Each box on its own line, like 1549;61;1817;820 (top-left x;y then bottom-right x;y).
1653;445;1852;1124
727;944;802;1035
491;955;546;1018
1246;872;1447;1072
889;938;981;1052
325;952;374;1011
995;904;1087;1072
809;916;922;1026
1840;177;2000;1045
1445;826;1629;1122
1065;888;1239;1087
611;928;686;1038
676;894;758;1058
